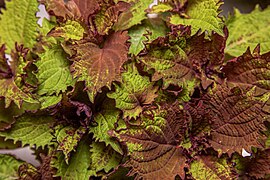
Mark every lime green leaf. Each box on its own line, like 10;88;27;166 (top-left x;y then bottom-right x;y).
170;0;224;36
52;138;95;180
128;19;168;56
151;3;173;13
35;44;75;96
0;154;24;179
49;20;84;41
114;0;153;31
90;101;123;155
225;7;270;57
90;142;121;174
39;94;62;109
190;156;234;180
107;64;158;119
55;125;86;164
0;114;55;148
0;0;39;52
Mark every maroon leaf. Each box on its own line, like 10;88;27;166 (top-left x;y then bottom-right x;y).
204;83;268;156
222;45;270;96
0;44;12;79
69;31;129;102
112;102;188;179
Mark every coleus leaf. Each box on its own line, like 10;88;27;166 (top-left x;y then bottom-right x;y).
233;149;270;179
225;6;270;57
39;94;62;109
69;31;129;102
189;155;234;179
128;19;168;56
111;102;188;179
51;137;95;180
170;0;224;36
90;99;123;154
107;63;158;119
0;0;39;52
114;0;153;31
222;46;270;96
204;83;268;156
49;20;85;41
0;113;55;148
0;154;24;179
141;45;196;89
90;141;121;175
0;99;24;131
89;1;130;36
0;44;39;108
35;43;75;96
54;125;86;164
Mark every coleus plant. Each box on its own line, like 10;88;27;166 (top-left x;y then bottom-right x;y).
0;0;270;179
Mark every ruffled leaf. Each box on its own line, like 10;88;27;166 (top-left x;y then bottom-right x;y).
49;20;85;41
112;102;188;180
189;155;234;179
90;100;123;154
205;84;268;156
107;64;158;119
54;125;86;164
225;7;270;57
90;141;121;174
128;19;168;56
0;154;24;179
222;46;270;96
70;32;129;102
35;44;75;96
0;0;39;52
51;138;95;180
114;0;153;31
0;114;55;148
170;0;224;36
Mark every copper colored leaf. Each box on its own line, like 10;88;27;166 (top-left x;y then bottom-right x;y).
112;102;188;180
222;46;270;96
70;32;129;102
205;84;268;156
248;150;270;178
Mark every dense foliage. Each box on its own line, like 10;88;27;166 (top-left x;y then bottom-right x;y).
0;0;270;179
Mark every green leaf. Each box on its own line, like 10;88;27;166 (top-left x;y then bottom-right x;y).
190;155;234;180
0;154;24;179
35;44;75;96
0;114;55;148
107;63;158;119
90;101;123;154
49;20;85;41
39;94;62;109
170;0;224;36
0;0;39;52
114;0;153;31
90;141;121;174
52;138;95;180
54;125;86;164
225;6;270;57
128;19;168;56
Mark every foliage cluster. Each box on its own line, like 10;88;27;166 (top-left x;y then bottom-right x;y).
0;0;270;179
